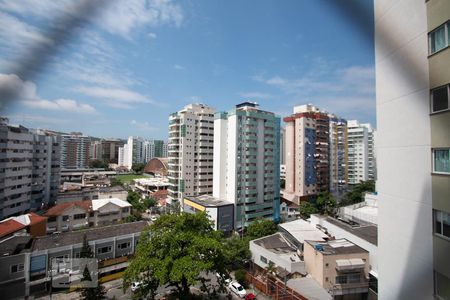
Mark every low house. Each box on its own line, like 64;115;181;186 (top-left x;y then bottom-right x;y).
304;239;370;299
0;213;47;239
250;232;306;276
44;198;131;232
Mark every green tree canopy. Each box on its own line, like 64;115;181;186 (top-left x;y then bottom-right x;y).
299;201;319;219
132;163;146;174
89;159;109;169
315;192;337;216
123;212;228;298
340;180;375;206
245;218;277;240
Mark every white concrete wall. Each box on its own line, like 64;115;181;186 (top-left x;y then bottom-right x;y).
375;0;433;299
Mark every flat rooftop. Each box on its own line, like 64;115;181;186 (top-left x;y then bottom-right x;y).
253;233;302;263
184;195;233;207
0;235;32;256
305;238;368;255
279;219;328;244
326;217;378;246
32;221;147;251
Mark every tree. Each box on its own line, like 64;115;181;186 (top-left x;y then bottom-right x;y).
299;201;318;219
245;218;277;240
127;191;145;214
79;235;106;300
340;180;375;206
143;197;157;210
315;192;337;216
223;236;251;270
132;163;146;174
89;159;109;169
110;177;123;187
123;212;228;299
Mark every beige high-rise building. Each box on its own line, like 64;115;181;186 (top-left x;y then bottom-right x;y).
167;104;215;204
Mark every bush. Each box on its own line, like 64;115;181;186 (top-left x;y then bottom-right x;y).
234;269;247;287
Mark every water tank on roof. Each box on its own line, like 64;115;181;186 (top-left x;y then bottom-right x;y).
314;244;324;251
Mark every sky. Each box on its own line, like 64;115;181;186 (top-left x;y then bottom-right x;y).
0;0;375;140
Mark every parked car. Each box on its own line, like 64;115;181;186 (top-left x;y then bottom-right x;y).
229;281;247;298
245;293;256;300
216;272;232;285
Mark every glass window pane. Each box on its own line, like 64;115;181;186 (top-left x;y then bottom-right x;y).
432;86;449;112
434;149;450;173
443;211;450;238
431;26;446;53
435;211;442;235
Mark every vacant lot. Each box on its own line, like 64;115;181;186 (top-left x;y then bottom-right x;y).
115;174;147;184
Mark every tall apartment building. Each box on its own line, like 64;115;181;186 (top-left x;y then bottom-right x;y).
89;140;102;161
280;127;286;165
60;133;91;169
328;115;348;196
347;120;376;185
167;104;215;204
162;140;168;157
283;105;331;204
0;119;60;219
101;139;124;164
118;136;145;170
213;102;281;229
142;140;167;162
375;0;450;298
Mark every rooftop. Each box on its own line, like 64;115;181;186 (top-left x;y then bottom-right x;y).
91;198;131;211
44;200;92;217
253;233;302;263
134;177;169;187
279;219;328;244
0;235;32;256
0;213;47;238
287;277;332;300
184;195;234;207
32;221;147;251
305;238;368;256
326;217;378;246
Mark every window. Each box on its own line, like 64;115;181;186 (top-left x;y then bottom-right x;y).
434;210;450;239
118;242;131;249
431;85;449;113
433;149;450;174
74;213;85;220
11;264;24;273
97;246;112;254
429;23;448;54
62;215;69;221
260;256;267;264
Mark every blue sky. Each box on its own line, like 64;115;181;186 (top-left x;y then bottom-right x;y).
0;0;375;140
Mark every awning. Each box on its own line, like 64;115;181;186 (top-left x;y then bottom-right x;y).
335;258;365;271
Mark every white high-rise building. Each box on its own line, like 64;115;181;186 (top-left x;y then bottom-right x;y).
213;102;281;229
375;0;438;299
167;104;215;204
117;136;145;170
347;120;376;185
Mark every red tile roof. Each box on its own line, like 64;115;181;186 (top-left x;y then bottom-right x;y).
28;212;48;225
0;219;26;238
44;200;92;216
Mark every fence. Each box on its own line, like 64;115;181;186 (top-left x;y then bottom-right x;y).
245;272;308;300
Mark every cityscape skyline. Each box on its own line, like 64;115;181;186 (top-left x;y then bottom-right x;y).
0;1;375;140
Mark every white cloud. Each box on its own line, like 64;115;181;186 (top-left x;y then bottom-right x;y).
174;64;185;70
75;86;154;109
130;119;157;131
147;32;157;39
238;92;273;100
0;73;96;114
0;11;52;56
23;98;96;114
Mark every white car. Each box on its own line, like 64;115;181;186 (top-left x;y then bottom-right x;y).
229;281;246;298
216;272;231;285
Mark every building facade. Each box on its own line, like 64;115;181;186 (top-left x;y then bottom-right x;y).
60;133;91;169
283;105;331;204
347;120;376;185
167;104;215;204
328;115;348;196
375;0;444;298
213;102;281;229
0;120;61;219
101;139;124;164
